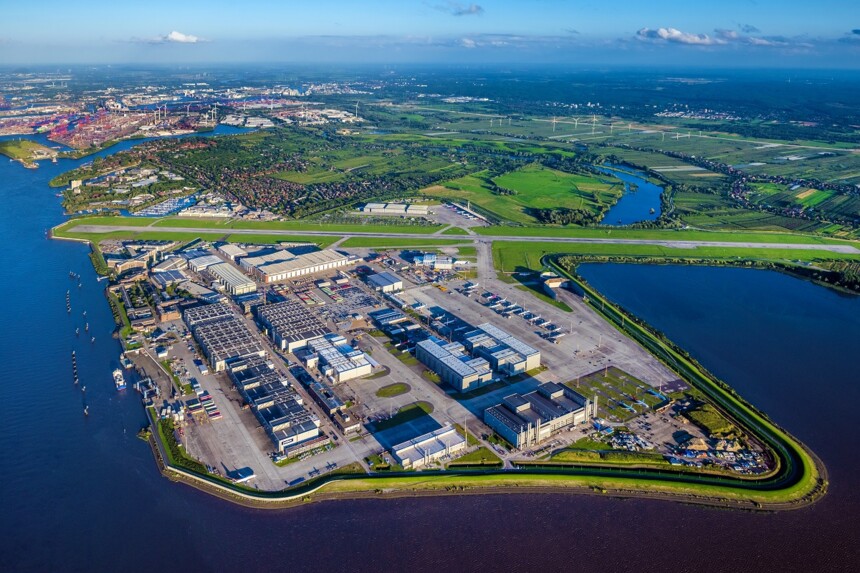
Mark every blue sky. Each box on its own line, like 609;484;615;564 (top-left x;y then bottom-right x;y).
2;0;859;66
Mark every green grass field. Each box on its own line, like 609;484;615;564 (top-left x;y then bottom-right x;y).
151;217;443;234
493;240;860;276
0;139;55;164
492;164;621;210
224;234;340;248
52;219;338;247
375;382;411;398
423;165;621;224
55;215;443;235
447;447;503;468
476;225;854;245
338;237;467;248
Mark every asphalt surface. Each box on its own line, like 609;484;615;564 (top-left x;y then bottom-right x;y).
70;224;860;254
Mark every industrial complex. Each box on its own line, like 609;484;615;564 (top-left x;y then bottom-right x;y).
88;230;750;498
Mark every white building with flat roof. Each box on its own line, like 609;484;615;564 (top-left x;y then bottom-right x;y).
241;249;353;283
217;244;248;261
391;425;466;469
188;254;222;272
367;271;403;293
207;262;257;295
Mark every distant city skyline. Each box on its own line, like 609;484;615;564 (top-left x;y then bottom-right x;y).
2;0;859;67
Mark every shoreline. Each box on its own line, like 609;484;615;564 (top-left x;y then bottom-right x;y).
148;428;827;513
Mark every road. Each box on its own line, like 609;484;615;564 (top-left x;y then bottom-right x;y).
68;224;860;254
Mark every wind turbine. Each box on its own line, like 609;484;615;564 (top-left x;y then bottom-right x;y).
591;114;596;135
552;116;557;132
574;117;579;129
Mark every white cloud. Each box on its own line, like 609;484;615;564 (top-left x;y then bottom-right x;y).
460;37;477;48
637;27;723;45
164;30;200;43
715;29;740;41
638;26;795;48
132;30;204;44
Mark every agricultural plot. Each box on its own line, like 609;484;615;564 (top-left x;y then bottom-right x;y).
673;189;732;214
681;208;836;234
602;129;860;184
749;182;858;219
597;146;728;187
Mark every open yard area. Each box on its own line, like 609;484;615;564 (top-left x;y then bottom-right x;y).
565;366;672;423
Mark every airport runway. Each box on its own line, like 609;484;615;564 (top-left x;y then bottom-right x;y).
68;224;860;254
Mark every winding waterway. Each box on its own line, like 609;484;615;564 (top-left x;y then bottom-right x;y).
0;134;858;572
597;164;663;225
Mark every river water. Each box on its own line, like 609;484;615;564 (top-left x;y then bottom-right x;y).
0;134;857;572
598;164;662;226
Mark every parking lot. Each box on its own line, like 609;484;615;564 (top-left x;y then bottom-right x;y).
403;278;679;390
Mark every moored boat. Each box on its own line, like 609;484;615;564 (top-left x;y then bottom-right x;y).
113;368;126;391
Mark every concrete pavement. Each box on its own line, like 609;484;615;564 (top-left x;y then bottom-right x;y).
68;223;860;254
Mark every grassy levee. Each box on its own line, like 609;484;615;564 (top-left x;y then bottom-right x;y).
150;423;825;511
544;255;826;506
